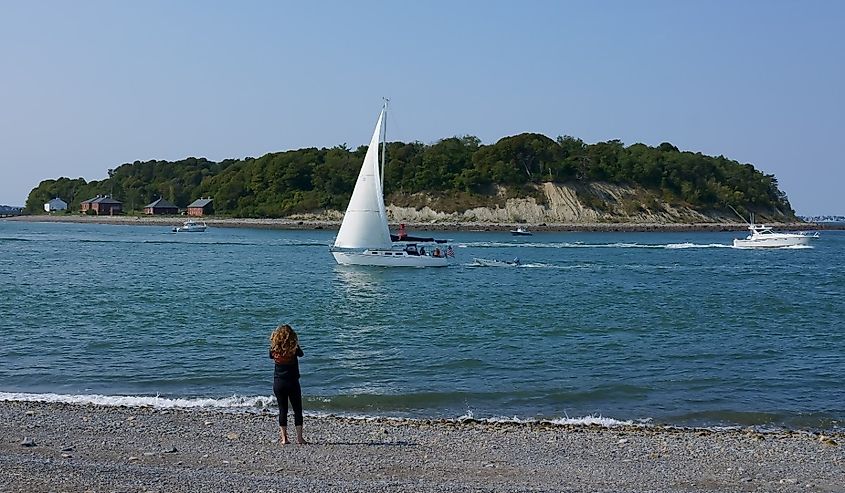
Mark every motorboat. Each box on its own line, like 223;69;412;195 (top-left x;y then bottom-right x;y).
330;101;452;267
510;227;532;236
733;222;817;248
473;257;521;267
173;220;207;232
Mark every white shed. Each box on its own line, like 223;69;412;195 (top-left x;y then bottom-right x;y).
44;197;68;212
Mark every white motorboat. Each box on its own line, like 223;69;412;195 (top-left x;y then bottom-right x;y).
173;220;207;232
733;221;817;248
473;257;521;267
510;227;532;236
330;101;451;267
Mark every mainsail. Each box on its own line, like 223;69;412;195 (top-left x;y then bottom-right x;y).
333;110;393;250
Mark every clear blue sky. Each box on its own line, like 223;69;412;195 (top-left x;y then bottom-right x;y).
1;0;842;214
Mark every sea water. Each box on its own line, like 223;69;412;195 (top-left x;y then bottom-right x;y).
1;220;842;431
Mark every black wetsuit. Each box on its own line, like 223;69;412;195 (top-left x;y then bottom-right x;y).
270;347;304;427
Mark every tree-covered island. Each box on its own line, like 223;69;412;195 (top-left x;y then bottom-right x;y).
25;132;796;223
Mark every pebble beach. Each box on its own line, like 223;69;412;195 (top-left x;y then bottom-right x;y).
1;400;842;493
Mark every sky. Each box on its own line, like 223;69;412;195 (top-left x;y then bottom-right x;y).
0;1;843;214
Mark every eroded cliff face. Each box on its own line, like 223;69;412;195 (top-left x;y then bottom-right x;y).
289;182;785;224
384;183;728;224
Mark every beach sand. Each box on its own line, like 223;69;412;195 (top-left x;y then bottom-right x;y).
1;401;842;492
3;213;829;232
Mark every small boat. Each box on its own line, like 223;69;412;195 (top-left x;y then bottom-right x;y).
732;214;817;248
330;101;452;267
510;227;532;236
173;220;207;232
473;257;521;267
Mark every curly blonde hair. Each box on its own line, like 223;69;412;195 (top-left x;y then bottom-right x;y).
269;324;299;358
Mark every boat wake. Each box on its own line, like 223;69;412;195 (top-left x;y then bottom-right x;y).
462;241;735;250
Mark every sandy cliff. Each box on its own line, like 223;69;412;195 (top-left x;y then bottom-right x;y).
381;183;736;225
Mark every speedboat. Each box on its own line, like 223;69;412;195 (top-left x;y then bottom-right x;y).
473;257;521;267
173;220;207;233
510;227;532;236
733;223;817;248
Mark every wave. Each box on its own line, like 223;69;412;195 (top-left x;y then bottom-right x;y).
0;391;639;428
0;391;276;409
460;241;735;250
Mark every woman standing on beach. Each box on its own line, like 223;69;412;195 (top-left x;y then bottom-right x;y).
269;324;306;445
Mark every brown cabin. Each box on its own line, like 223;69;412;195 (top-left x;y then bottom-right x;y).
143;197;179;215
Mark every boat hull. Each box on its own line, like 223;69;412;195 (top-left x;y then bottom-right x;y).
733;235;812;248
332;250;449;267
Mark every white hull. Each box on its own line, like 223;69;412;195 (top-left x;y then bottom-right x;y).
733;235;812;248
175;226;206;232
332;250;450;267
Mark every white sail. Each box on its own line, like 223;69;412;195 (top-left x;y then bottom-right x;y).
333;110;393;250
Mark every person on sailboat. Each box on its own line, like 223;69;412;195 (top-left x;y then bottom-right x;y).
397;223;407;240
269;324;307;445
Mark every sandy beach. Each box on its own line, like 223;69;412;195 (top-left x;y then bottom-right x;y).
1;400;842;493
3;213;832;232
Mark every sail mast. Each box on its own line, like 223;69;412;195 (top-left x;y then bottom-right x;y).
381;98;389;191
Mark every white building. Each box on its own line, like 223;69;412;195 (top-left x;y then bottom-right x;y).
44;197;68;212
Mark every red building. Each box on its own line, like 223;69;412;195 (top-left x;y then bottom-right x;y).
186;198;213;216
88;196;122;215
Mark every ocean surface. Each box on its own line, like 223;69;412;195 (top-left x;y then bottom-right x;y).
1;220;843;431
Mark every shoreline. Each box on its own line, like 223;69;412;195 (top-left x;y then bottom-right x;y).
1;400;842;492
4;213;837;232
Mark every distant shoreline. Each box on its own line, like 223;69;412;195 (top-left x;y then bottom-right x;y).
4;213;839;232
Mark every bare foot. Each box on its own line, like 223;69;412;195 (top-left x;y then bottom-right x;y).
296;437;307;445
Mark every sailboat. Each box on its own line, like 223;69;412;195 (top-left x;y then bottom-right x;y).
331;102;451;267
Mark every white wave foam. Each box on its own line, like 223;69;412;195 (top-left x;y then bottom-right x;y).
456;409;636;427
1;392;644;428
0;391;276;409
